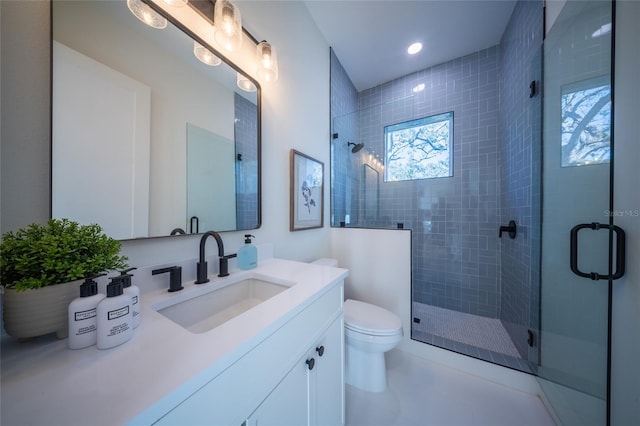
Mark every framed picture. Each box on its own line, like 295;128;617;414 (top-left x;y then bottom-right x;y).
290;149;324;231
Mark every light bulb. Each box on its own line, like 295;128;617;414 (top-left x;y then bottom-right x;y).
256;41;278;82
214;0;242;52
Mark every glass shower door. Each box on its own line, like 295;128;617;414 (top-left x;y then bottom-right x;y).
539;0;616;424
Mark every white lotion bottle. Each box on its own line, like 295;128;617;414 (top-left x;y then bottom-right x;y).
96;276;133;349
68;274;106;349
120;267;140;328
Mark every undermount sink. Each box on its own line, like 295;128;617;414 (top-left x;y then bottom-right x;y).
156;278;291;334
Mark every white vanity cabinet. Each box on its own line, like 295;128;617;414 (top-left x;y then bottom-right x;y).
152;282;344;426
246;315;344;426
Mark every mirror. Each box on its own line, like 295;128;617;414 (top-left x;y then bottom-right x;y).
51;0;260;240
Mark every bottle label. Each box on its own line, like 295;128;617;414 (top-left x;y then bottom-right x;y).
107;322;130;337
107;305;130;321
75;324;96;336
131;295;138;306
74;308;97;321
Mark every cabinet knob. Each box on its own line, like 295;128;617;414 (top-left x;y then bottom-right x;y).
316;346;325;357
306;358;315;370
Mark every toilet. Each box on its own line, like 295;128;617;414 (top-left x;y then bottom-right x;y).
311;258;403;392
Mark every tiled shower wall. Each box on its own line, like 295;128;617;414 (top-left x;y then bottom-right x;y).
357;47;503;318
235;93;259;230
330;49;361;227
330;0;543;326
498;0;543;359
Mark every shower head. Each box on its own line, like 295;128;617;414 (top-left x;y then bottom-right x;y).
347;142;365;153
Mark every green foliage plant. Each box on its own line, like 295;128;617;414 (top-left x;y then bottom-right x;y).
0;218;128;291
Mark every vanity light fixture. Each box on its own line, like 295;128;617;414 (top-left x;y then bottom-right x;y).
237;72;257;92
256;41;279;82
193;41;222;66
214;0;243;52
126;0;167;29
407;42;422;55
163;0;189;7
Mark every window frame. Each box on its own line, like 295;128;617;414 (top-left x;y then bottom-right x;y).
383;111;454;182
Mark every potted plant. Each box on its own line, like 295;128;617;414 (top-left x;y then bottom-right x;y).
1;218;128;339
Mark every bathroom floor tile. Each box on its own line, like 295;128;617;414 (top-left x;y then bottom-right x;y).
345;350;556;426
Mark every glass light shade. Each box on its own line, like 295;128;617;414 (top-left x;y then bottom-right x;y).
126;0;167;29
214;0;242;52
237;73;257;92
193;41;221;66
256;41;279;83
163;0;188;7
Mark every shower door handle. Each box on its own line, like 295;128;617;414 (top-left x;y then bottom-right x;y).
570;222;626;280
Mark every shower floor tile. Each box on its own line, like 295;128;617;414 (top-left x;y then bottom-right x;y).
412;302;523;360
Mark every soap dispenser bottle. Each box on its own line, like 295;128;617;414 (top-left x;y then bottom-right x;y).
120;267;140;328
68;274;106;349
96;276;133;349
237;234;257;270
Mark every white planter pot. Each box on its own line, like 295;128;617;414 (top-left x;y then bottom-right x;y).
3;279;81;339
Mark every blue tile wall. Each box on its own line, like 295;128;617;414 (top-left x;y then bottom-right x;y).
330;48;360;226
498;0;543;359
235;93;259;230
355;47;503;318
329;0;544;361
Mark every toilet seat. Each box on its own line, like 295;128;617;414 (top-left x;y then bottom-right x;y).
344;299;402;336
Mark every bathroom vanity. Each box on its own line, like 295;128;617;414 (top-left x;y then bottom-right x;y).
0;259;347;425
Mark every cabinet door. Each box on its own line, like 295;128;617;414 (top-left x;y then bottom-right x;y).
311;316;344;426
246;359;310;426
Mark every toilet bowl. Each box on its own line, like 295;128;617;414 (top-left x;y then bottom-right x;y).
310;258;403;392
343;299;403;392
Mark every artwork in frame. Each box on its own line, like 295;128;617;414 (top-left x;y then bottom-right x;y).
290;149;324;231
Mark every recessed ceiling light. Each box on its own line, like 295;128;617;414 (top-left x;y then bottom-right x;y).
412;83;425;93
407;42;422;55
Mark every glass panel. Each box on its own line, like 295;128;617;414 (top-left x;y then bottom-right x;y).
538;1;613;424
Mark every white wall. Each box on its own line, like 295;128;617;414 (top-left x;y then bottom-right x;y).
611;0;640;423
0;1;51;234
329;227;411;340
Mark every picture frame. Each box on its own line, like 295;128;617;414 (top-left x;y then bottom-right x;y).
290;149;324;231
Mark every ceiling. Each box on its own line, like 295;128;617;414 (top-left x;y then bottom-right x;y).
304;0;517;92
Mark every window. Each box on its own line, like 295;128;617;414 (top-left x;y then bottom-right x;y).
561;76;611;167
384;112;453;182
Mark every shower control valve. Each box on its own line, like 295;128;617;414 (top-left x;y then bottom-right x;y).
499;220;517;239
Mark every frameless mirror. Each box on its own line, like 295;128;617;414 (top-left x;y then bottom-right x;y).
51;0;260;240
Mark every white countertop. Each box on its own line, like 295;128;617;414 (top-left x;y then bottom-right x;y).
1;258;348;426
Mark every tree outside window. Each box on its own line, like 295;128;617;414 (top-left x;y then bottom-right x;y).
561;76;611;167
384;112;453;182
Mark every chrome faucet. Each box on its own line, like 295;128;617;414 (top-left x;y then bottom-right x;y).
195;231;236;283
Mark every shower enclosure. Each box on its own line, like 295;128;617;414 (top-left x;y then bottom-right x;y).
331;0;620;423
331;0;542;373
